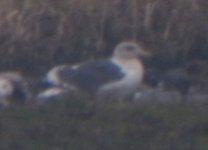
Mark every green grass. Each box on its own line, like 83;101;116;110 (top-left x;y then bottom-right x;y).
0;97;208;150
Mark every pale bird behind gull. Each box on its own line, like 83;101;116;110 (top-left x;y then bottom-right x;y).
0;72;28;108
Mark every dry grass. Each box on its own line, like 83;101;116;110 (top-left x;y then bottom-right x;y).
0;1;207;149
0;0;207;76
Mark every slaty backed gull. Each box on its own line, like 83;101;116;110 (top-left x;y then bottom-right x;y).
39;42;148;100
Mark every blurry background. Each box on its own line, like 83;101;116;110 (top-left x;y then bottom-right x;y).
0;0;207;76
0;0;208;149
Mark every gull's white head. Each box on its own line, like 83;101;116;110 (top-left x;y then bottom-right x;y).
113;42;149;60
0;78;14;98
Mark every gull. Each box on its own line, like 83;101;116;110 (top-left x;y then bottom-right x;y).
39;42;149;100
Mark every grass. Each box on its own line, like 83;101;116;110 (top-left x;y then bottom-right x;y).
0;0;207;149
0;0;207;76
0;97;208;150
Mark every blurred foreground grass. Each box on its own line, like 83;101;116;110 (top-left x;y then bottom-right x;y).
0;96;208;150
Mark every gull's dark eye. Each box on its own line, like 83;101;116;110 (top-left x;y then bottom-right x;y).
125;45;135;51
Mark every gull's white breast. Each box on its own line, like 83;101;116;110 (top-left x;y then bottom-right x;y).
98;58;144;97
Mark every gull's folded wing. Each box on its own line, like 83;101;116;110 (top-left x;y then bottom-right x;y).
59;60;125;92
